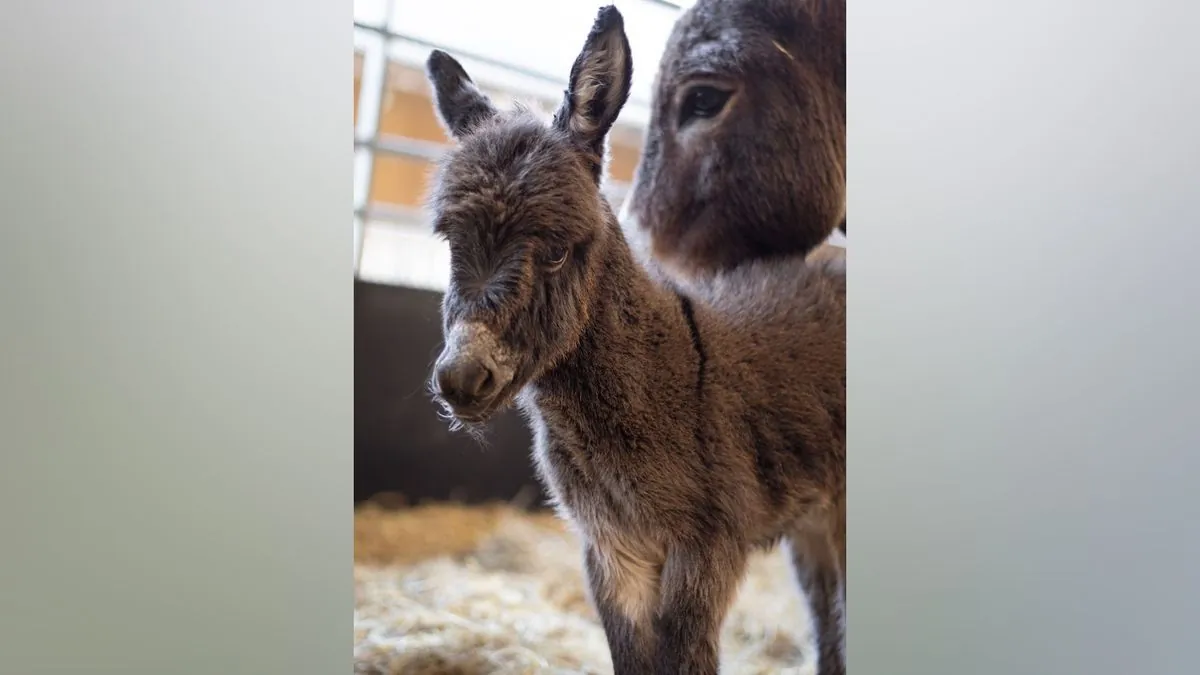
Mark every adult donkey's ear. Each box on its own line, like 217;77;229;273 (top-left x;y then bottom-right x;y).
553;5;633;160
426;49;498;139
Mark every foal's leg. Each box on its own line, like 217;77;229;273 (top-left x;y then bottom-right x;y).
787;521;846;675
653;541;747;675
583;541;659;675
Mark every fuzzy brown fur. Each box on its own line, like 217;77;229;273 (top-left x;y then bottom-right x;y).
424;7;845;675
623;0;846;281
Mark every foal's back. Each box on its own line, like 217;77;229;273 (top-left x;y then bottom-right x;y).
690;255;847;510
691;255;845;382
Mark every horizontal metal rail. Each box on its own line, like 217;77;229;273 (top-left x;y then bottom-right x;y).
355;135;447;163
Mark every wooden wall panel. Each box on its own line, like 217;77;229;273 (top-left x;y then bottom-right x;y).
378;83;447;143
371;153;436;209
608;141;640;184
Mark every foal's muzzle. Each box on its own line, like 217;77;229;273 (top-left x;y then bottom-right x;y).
431;322;516;423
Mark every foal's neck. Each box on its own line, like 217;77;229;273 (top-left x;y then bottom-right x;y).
535;218;704;424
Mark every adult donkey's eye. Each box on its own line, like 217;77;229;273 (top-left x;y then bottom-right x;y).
679;85;732;128
540;245;570;272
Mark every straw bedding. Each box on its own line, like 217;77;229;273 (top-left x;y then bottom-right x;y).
354;499;817;674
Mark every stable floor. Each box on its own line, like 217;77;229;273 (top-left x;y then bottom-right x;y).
354;501;817;674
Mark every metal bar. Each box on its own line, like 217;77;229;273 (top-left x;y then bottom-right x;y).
356;203;426;226
353;31;386;153
354;0;404;276
353;29;388;274
355;135;447;163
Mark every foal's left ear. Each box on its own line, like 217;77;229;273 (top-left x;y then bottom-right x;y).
426;49;498;139
553;5;633;155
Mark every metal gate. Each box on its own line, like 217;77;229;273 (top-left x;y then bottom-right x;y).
352;0;687;289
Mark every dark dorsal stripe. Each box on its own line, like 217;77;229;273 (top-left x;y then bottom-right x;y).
674;289;707;395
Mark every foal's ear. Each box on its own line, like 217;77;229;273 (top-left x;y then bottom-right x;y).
426;50;498;139
553;5;632;154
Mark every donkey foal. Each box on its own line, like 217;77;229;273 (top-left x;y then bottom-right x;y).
426;7;845;675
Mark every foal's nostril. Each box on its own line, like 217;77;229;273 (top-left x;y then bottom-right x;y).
436;358;497;406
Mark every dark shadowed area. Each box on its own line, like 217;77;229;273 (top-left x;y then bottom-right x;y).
354;280;547;506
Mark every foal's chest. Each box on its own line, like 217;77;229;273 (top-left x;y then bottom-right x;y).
531;432;663;526
522;393;683;531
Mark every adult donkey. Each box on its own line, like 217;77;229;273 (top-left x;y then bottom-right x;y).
621;0;846;283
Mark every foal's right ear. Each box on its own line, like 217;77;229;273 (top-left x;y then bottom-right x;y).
426;50;499;139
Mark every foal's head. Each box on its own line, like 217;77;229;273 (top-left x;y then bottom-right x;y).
427;6;634;426
625;0;846;277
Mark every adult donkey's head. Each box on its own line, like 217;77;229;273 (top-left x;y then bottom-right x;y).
625;0;846;277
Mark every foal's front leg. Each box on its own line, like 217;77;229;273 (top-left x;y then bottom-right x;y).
653;542;747;675
583;542;659;675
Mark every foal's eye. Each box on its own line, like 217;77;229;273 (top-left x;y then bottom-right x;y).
540;245;570;271
678;85;733;128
